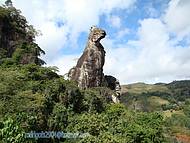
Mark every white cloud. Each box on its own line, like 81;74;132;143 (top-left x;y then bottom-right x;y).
144;2;159;18
7;0;135;63
117;28;130;38
108;15;122;28
101;0;190;84
164;0;190;37
46;54;79;76
11;0;69;62
37;22;69;61
103;18;190;84
147;7;159;17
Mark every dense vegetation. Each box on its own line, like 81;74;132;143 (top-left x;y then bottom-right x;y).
0;1;45;66
0;65;167;143
121;81;190;142
0;1;190;143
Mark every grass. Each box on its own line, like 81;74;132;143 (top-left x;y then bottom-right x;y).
121;82;170;95
121;82;172;112
148;96;169;105
163;110;184;118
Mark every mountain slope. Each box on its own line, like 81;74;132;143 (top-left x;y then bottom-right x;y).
121;81;190;142
121;80;190;111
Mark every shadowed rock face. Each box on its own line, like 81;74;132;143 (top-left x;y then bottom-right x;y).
68;26;106;89
0;7;45;65
104;75;121;103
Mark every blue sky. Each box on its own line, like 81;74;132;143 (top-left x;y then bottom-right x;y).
1;0;190;84
61;0;170;54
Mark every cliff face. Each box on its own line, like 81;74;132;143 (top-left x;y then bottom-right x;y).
0;6;45;65
68;26;106;89
0;10;17;58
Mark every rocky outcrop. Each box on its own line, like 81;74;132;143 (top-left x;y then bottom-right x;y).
0;5;45;65
104;75;121;103
68;26;106;89
68;26;121;103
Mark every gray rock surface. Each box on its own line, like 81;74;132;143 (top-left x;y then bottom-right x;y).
68;26;106;89
68;26;122;103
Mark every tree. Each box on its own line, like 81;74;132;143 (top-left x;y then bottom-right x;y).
5;0;13;7
0;117;25;143
0;2;45;66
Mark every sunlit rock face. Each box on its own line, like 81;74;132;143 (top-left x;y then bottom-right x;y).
68;26;121;103
68;26;106;89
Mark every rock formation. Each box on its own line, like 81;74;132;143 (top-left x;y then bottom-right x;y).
0;5;45;65
104;75;121;103
68;26;121;103
68;26;106;89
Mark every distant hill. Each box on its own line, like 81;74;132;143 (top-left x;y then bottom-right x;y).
121;80;190;142
121;80;190;112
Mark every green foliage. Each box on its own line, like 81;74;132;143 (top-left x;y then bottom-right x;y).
48;103;69;131
0;65;61;117
162;103;178;111
121;80;190;113
165;113;190;129
0;3;45;66
121;82;190;141
65;104;165;143
0;117;25;143
83;88;107;113
183;100;190;118
0;113;38;143
167;80;190;101
5;0;13;7
131;113;164;141
0;64;167;142
164;99;190;140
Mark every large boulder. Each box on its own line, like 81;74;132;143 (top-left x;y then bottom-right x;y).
68;26;106;89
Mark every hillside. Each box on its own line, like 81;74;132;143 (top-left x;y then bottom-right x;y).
121;81;190;111
121;81;190;142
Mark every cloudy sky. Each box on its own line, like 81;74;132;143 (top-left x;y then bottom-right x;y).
1;0;190;84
